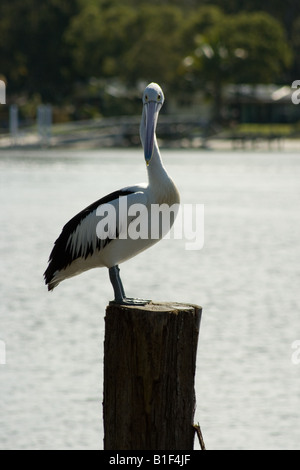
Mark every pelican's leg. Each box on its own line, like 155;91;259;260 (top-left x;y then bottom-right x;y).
108;265;150;306
109;265;125;302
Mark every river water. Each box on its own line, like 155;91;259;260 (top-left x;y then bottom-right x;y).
0;148;300;450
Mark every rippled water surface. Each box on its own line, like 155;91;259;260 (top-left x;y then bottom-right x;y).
1;148;300;450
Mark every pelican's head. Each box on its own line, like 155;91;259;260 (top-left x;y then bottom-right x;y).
140;83;164;166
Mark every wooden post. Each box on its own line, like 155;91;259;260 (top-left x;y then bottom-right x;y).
103;301;202;450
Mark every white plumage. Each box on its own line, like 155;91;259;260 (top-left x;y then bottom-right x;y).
44;83;180;304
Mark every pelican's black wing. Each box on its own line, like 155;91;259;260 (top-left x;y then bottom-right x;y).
44;188;134;289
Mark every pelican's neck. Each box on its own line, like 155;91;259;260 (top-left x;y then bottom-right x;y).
146;140;180;209
140;111;166;187
140;107;177;199
146;138;169;188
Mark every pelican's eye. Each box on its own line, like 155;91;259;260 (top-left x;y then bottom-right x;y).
157;94;161;101
145;95;148;101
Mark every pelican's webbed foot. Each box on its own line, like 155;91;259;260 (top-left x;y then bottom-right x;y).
109;297;151;306
108;265;151;306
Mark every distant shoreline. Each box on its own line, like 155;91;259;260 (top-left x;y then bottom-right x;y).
1;135;300;153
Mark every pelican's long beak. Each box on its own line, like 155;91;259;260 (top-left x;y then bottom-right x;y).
144;101;161;166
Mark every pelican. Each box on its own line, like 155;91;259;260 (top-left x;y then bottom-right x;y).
44;83;180;304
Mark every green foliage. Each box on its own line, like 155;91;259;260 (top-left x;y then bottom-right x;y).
291;16;300;78
182;10;292;85
67;3;184;86
0;0;78;101
235;123;297;137
0;0;297;112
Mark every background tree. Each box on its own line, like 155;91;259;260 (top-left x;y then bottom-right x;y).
0;0;298;119
181;10;292;121
291;17;300;79
66;2;137;80
121;5;183;86
0;0;78;102
67;3;184;87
